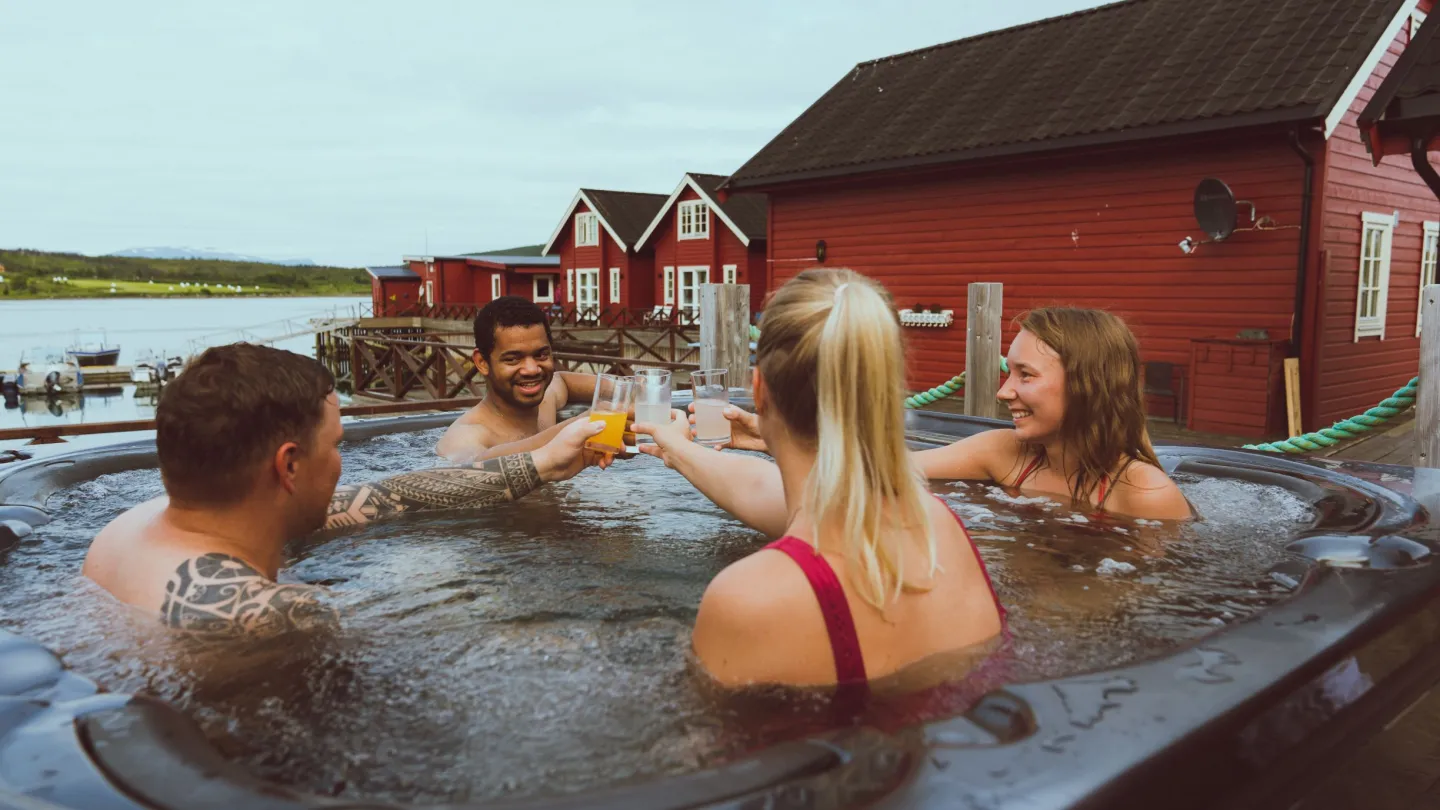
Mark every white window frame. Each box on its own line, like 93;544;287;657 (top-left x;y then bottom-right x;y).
609;267;621;304
532;275;554;304
575;267;600;314
424;279;435;306
677;265;709;317
1356;211;1396;341
677;200;709;240
490;273;503;300
574;212;599;247
1413;9;1427;38
566;268;574;302
722;264;737;285
663;266;675;305
1421;221;1439;336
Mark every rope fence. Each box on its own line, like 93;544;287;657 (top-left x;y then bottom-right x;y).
1242;377;1418;454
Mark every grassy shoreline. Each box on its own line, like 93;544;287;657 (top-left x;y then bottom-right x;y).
0;248;371;299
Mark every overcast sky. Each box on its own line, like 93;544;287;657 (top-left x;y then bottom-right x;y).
1;0;1097;267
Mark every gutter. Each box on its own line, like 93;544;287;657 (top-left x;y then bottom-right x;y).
1289;128;1316;359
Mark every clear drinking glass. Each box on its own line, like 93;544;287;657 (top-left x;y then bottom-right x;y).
691;369;731;446
587;374;636;454
633;369;672;442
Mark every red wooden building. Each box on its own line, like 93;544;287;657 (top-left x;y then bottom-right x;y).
632;173;769;317
541;189;667;318
366;265;421;316
726;0;1435;438
399;253;562;313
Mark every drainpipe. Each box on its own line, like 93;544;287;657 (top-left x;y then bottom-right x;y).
1288;127;1315;359
1410;135;1440;202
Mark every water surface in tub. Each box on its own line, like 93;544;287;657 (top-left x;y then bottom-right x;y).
0;427;1315;803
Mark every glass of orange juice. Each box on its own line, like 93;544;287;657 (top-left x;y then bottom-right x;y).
586;374;636;454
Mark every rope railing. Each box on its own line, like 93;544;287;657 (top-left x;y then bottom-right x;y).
902;359;1009;410
1242;377;1418;454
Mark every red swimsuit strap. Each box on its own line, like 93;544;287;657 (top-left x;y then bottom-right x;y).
764;536;868;685
1012;452;1045;488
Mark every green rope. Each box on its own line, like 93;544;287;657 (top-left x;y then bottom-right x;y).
902;358;1009;410
1242;376;1418;454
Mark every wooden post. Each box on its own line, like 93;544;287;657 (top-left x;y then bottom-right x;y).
964;282;1005;420
1283;357;1303;438
699;283;751;392
1417;284;1440;469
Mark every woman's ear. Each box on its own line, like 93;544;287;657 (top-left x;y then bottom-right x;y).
752;370;768;414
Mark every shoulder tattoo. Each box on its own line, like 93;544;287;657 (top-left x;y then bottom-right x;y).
160;553;338;640
325;452;542;529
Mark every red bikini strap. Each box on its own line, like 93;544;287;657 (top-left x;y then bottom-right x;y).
1013;452;1044;488
764;536;868;684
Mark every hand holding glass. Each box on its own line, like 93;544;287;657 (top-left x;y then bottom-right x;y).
633;369;671;444
691;369;731;447
587;374;636;454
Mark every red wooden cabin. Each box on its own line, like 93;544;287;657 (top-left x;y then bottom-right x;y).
400;253;561;311
726;0;1435;439
632;173;769;318
366;265;421;316
542;189;667;319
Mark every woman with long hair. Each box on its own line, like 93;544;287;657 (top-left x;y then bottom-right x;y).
709;306;1190;521
914;307;1191;520
634;268;1003;688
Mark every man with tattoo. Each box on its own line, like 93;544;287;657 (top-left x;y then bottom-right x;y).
435;296;603;463
82;343;608;641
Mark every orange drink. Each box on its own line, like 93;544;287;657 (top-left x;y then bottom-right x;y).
586;410;629;453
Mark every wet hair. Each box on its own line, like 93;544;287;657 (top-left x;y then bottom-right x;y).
1015;307;1160;503
757;268;934;610
473;296;552;359
156;343;335;505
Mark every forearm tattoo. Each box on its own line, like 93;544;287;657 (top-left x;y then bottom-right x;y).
161;553;339;640
324;451;543;529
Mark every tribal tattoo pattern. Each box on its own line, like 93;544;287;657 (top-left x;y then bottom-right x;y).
160;553;339;641
324;451;543;529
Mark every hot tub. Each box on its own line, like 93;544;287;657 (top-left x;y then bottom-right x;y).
0;406;1436;810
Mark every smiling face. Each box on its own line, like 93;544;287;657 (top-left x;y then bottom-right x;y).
997;329;1067;442
475;324;554;409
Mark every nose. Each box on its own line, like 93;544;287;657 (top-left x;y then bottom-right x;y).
996;374;1018;402
519;357;542;376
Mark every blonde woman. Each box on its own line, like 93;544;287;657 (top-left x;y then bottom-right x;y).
633;269;1003;689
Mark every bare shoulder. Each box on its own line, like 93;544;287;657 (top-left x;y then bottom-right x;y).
436;407;499;461
916;427;1024;483
83;496;167;580
161;553;339;641
692;549;821;687
1110;459;1192;520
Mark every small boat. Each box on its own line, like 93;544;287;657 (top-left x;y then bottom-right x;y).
16;347;84;396
131;351;183;388
67;332;121;367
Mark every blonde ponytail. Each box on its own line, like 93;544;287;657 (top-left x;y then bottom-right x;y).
757;268;935;609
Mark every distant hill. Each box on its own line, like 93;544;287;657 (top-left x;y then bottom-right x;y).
107;246;317;266
0;248;368;299
464;244;544;257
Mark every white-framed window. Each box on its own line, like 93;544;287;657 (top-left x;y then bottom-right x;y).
609;267;621;304
722;264;737;285
1421;221;1439;336
424;279;435;306
678;265;709;316
576;268;600;313
490;273;503;300
575;212;600;247
566;268;574;302
533;275;554;304
1413;9;1427;39
663;266;675;305
1356;211;1396;340
678;200;709;240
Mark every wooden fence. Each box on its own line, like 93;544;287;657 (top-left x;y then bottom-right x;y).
396;304;704;328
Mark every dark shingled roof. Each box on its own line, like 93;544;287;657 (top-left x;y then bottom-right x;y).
366;265;418;280
690;173;768;240
1360;10;1440;163
729;0;1406;187
582;189;669;246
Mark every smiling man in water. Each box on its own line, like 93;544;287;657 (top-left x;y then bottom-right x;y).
435;296;602;462
82;343;608;640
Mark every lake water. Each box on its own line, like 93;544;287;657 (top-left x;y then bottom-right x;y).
0;296;366;445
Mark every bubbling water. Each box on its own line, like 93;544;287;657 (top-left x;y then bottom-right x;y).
0;427;1315;804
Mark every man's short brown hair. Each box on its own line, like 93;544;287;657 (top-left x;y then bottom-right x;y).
157;343;335;505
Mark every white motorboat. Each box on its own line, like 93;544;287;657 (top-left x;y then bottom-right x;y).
15;347;84;396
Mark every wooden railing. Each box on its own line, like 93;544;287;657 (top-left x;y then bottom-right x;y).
394;303;705;328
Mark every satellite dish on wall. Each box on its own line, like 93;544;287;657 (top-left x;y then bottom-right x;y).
1194;178;1238;241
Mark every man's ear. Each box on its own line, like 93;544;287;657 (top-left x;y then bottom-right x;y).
273;442;301;495
473;348;491;378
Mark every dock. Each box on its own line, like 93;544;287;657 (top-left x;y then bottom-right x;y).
0;366;148;390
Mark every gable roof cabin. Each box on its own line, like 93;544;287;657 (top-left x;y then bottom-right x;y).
542;189;669;255
634;172;768;250
728;0;1416;189
1360;6;1440;162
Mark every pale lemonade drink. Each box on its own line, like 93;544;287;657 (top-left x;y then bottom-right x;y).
633;402;671;427
586;411;629;453
693;401;732;446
